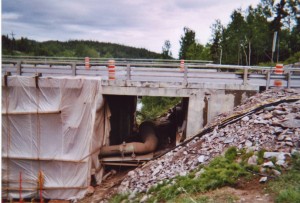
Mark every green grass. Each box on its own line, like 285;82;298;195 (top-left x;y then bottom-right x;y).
109;193;129;203
109;150;300;203
257;149;266;165
146;147;251;202
225;147;238;161
268;153;300;203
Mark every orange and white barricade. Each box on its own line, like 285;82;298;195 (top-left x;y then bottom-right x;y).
108;60;115;80
274;64;283;86
180;59;184;72
274;80;283;87
274;64;283;74
85;57;90;69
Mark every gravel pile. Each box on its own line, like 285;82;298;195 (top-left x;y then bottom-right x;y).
118;89;300;194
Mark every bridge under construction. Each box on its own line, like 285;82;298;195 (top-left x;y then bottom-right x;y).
2;56;300;200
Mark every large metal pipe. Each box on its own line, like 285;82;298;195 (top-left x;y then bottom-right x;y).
99;122;158;157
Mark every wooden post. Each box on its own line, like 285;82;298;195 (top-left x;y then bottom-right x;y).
266;70;271;90
16;61;22;75
126;64;131;80
71;63;76;76
287;70;291;88
4;72;11;87
243;68;248;85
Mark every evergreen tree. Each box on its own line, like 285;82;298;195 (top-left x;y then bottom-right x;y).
161;40;172;59
179;27;196;59
210;20;223;63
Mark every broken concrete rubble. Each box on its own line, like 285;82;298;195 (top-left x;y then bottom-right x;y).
118;89;300;193
247;155;258;165
263;161;275;168
259;177;268;183
272;169;281;176
197;155;206;163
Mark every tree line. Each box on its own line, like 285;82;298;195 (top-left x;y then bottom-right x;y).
1;37;162;59
2;0;299;65
162;0;300;65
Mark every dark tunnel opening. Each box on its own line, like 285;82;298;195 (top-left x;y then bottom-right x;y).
101;95;189;159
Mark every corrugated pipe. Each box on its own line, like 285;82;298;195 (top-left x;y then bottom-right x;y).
99;121;158;157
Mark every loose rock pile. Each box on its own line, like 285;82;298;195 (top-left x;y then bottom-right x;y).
119;89;300;193
211;88;299;124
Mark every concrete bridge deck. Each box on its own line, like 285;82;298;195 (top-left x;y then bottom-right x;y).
2;57;300;137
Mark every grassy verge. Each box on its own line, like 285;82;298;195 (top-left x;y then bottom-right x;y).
109;149;300;203
268;152;300;203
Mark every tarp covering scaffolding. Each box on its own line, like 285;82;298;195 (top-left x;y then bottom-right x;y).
2;76;110;200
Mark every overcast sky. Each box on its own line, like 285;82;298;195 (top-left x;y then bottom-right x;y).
2;0;260;58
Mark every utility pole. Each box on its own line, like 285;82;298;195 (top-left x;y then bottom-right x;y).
271;31;277;64
10;31;15;39
219;46;222;65
10;31;16;55
277;35;280;63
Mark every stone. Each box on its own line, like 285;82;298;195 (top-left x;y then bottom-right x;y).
264;106;275;111
242;116;250;122
272;169;281;176
179;171;187;176
247;155;258;165
128;192;136;200
263;113;273;119
273;110;287;115
277;134;285;141
140;195;148;203
254;120;268;124
281;114;300;128
263;152;288;161
260;167;266;173
224;137;234;144
183;151;188;155
245;140;253;147
285;142;293;147
276;160;286;167
127;170;136;178
121;180;129;187
263;161;275;168
259;177;268;183
277;153;289;161
274;127;283;133
246;147;255;153
285;137;292;141
197;155;206;163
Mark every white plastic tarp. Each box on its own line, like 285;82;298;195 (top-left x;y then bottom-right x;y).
2;76;110;200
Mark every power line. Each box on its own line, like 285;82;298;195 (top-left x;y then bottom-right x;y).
10;31;16;55
10;31;15;40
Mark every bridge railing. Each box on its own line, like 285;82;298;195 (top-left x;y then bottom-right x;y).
2;57;300;88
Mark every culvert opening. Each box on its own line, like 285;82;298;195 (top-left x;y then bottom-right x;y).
99;95;189;167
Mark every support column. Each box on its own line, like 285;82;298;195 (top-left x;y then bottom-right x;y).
207;91;235;123
186;92;205;138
